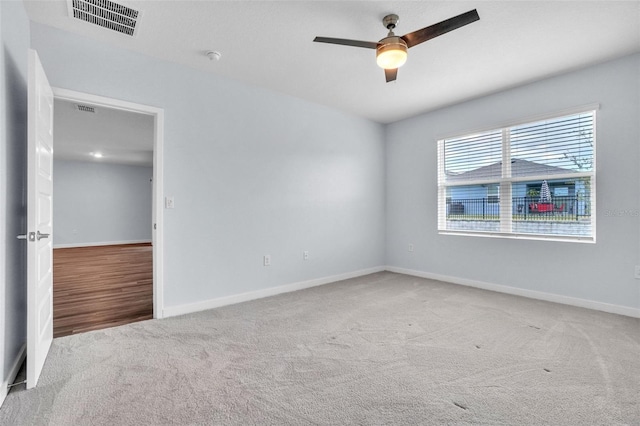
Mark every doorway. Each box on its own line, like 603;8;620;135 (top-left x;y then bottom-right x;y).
51;88;164;336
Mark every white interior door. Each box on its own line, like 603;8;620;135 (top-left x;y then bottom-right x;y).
25;49;54;389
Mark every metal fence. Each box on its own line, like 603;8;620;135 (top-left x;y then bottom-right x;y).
447;196;590;221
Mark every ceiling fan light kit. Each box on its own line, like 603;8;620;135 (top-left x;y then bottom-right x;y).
376;37;407;69
376;13;407;69
314;9;480;82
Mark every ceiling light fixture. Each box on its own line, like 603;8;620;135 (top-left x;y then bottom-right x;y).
376;37;407;69
376;14;408;70
314;10;479;82
92;152;103;158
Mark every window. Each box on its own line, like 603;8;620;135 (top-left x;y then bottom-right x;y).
438;108;595;241
487;184;499;203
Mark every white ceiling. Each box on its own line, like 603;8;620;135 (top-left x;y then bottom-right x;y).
54;98;154;166
25;1;640;124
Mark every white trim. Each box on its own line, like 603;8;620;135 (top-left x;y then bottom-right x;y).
52;88;163;115
385;266;640;319
53;239;151;249
438;230;595;243
500;129;512;233
437;140;446;230
0;344;26;408
51;87;165;319
590;110;597;243
162;266;386;318
153;109;165;318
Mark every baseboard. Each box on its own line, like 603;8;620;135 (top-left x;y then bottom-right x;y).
0;343;26;408
163;266;386;318
54;239;152;249
162;265;639;319
386;266;640;319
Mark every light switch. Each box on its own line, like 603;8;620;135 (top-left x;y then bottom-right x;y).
165;196;175;209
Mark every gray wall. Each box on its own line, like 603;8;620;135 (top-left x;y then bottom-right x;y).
386;53;640;310
1;7;637;403
0;0;29;400
30;22;386;309
24;11;638;323
53;160;153;247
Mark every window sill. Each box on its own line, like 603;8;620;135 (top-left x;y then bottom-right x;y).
438;230;595;244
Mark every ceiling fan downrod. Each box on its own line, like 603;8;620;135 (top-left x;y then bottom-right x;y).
382;14;399;35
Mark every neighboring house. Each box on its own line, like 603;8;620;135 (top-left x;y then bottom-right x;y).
445;158;589;217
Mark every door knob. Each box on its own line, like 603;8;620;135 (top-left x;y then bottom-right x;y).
36;231;50;240
17;232;49;241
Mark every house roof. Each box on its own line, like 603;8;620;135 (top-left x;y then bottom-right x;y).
446;158;575;182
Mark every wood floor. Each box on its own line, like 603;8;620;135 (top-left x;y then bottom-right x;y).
53;243;153;338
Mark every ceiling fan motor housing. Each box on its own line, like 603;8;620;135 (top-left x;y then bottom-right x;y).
376;36;408;69
382;14;400;30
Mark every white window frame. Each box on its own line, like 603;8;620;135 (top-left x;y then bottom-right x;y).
437;104;598;243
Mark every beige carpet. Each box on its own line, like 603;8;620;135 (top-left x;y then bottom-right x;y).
2;272;639;425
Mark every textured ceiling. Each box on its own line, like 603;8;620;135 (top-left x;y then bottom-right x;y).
24;1;640;124
54;98;154;166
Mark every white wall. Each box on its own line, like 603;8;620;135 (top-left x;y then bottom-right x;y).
0;0;29;405
386;53;640;312
30;22;386;311
53;160;153;247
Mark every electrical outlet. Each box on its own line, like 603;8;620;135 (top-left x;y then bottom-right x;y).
303;251;309;260
634;265;640;279
264;255;271;266
408;244;414;252
165;196;175;209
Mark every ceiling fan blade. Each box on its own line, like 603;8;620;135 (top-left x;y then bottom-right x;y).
401;9;479;48
313;37;379;49
385;68;398;83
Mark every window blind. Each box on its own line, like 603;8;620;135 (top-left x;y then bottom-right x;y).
438;110;595;241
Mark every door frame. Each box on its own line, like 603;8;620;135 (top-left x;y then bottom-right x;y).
52;88;165;318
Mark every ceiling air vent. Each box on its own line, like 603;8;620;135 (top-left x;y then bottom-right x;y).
76;104;96;113
68;0;140;37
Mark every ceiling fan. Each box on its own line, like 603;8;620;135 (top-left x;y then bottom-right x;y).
313;9;480;83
